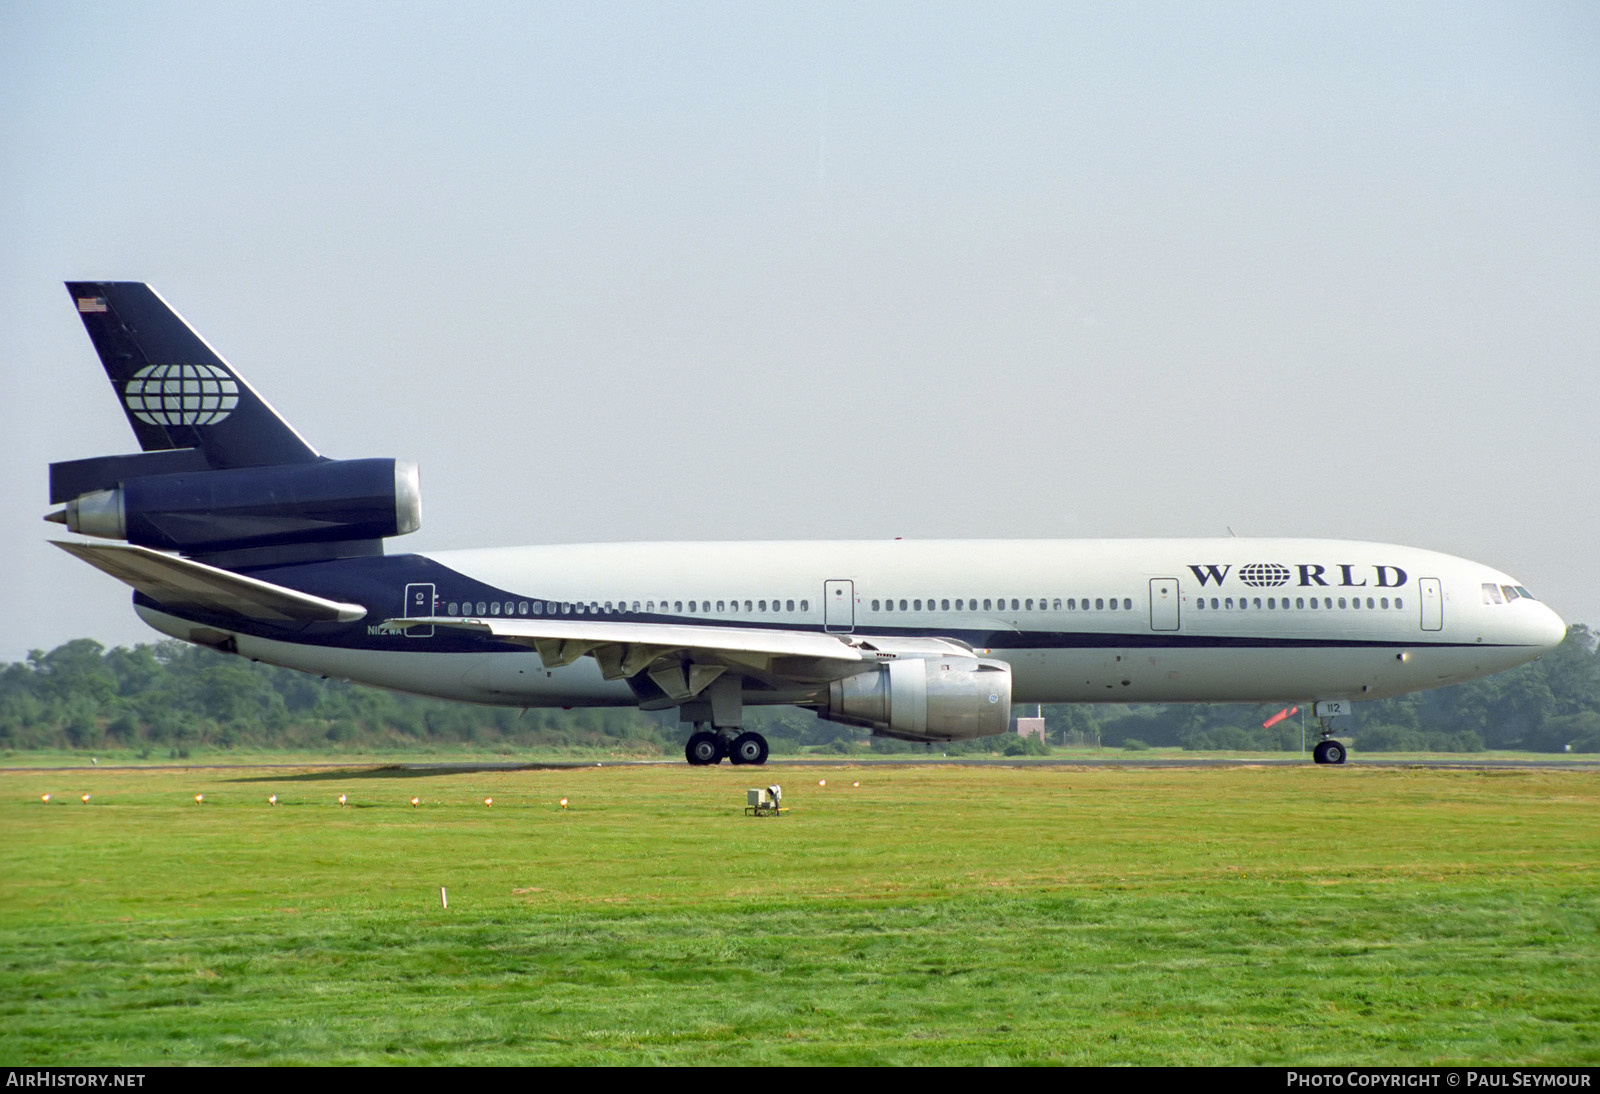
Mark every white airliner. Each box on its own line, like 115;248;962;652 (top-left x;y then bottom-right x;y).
48;283;1567;766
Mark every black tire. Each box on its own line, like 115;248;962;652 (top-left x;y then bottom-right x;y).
685;731;723;766
1312;740;1331;764
1324;740;1347;765
729;732;769;766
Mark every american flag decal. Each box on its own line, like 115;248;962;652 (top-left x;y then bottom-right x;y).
76;297;107;313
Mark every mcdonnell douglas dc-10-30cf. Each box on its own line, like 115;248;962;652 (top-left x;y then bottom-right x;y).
47;282;1566;765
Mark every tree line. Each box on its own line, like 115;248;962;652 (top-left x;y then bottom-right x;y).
2;627;1598;756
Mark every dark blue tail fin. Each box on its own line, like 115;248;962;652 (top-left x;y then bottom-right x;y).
65;282;320;470
53;283;417;566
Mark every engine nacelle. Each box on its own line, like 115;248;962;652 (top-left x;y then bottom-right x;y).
821;656;1014;741
58;457;421;554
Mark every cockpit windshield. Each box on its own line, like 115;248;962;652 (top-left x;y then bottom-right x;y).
1484;582;1538;604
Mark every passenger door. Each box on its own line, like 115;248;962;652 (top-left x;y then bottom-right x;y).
1149;577;1180;631
824;580;855;633
404;582;435;638
1419;577;1443;632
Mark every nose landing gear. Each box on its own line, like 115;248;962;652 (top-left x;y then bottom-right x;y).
1312;738;1347;765
1311;709;1349;765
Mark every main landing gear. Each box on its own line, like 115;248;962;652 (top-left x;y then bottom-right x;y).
681;675;768;765
684;726;770;766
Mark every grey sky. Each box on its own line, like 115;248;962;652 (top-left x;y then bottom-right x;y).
3;2;1597;662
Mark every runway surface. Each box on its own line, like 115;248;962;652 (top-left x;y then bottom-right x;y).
8;756;1599;774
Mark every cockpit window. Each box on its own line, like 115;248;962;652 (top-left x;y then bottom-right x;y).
1483;583;1505;605
1514;586;1535;601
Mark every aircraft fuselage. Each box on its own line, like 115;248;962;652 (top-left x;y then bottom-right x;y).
133;536;1565;710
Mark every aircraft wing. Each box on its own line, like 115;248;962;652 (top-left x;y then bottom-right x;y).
53;541;367;623
398;615;860;660
387;615;975;701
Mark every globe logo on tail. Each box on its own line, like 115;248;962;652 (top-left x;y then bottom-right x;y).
123;364;240;426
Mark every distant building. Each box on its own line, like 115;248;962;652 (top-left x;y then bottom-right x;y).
1015;716;1046;741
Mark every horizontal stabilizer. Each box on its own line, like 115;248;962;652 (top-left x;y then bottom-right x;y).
53;540;366;623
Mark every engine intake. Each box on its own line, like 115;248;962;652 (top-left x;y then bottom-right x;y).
821;656;1013;741
57;457;421;555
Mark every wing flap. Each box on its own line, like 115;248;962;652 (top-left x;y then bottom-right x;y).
53;540;366;623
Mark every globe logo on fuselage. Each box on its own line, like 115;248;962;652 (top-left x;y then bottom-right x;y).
1238;563;1291;588
123;364;240;426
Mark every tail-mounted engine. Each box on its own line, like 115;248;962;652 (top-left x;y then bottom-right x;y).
49;457;421;558
820;656;1014;741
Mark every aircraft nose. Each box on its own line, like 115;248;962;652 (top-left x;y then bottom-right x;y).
1533;604;1568;652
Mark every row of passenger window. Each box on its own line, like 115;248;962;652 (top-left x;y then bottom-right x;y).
445;598;810;618
443;592;1414;618
1194;595;1404;611
871;597;1135;613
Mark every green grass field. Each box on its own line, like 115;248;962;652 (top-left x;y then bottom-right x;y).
2;761;1596;1065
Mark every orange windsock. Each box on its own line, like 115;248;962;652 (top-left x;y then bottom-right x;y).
1262;705;1300;729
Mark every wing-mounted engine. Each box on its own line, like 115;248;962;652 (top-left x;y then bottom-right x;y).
819;656;1014;742
48;457;421;560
